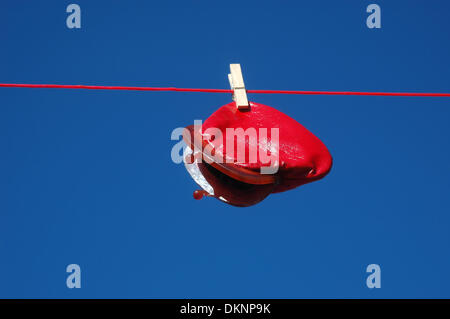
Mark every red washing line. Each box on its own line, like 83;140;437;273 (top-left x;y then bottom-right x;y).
0;83;450;97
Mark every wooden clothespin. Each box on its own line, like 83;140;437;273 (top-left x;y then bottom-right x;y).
228;64;249;110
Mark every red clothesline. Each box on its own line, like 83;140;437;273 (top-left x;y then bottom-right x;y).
1;83;450;97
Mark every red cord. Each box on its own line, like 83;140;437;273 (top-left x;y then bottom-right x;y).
1;83;449;97
248;89;450;97
0;83;231;93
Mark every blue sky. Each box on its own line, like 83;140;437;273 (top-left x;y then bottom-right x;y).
0;0;449;298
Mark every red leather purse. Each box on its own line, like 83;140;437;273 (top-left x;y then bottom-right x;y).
183;101;332;207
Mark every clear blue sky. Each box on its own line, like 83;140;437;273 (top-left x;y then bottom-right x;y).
1;0;449;298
